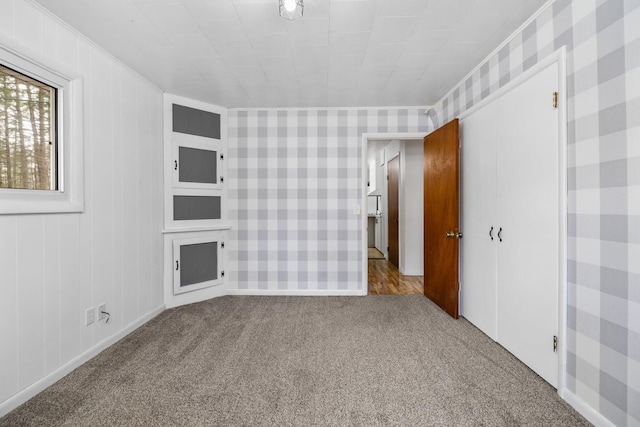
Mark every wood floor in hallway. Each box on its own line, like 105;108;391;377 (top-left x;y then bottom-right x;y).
368;258;424;295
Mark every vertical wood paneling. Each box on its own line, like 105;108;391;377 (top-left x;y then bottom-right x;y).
137;87;152;315
43;215;61;372
149;88;164;308
1;0;164;409
0;0;15;38
56;25;79;72
58;215;81;365
0;217;18;402
13;0;40;50
91;51;115;342
77;39;94;353
111;65;124;333
40;12;57;61
120;76;140;328
16;216;45;390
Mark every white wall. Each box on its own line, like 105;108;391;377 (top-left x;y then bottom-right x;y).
0;0;164;414
367;139;386;197
399;140;423;275
382;140;401;259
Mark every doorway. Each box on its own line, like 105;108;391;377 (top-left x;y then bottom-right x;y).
362;133;426;296
368;258;423;294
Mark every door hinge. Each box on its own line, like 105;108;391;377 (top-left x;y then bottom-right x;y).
221;241;225;248
553;335;558;352
386;175;389;180
553;91;558;109
387;246;390;252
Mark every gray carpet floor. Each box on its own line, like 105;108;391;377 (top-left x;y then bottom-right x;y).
1;296;590;426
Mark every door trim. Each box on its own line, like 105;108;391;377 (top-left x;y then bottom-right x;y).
361;133;428;296
460;48;568;393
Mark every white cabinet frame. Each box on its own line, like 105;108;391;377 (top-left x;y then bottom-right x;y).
163;94;228;233
171;133;224;190
163;94;231;308
173;234;225;295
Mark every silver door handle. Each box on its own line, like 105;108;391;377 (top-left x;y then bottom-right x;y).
446;232;463;239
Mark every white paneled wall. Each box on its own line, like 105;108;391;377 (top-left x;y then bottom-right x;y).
0;0;164;413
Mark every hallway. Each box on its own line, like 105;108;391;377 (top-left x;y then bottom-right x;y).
368;258;423;295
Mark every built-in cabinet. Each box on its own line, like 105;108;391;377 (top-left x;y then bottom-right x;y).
172;232;225;295
461;60;562;387
163;95;230;307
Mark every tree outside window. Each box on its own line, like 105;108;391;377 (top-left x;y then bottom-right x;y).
0;63;56;191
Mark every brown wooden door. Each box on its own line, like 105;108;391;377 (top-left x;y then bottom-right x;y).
387;156;399;268
424;119;460;318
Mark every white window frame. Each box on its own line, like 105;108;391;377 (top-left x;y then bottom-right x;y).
0;34;84;214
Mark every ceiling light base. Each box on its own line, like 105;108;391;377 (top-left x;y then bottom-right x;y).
279;0;303;20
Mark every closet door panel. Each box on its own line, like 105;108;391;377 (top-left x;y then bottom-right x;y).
495;62;559;387
460;103;498;339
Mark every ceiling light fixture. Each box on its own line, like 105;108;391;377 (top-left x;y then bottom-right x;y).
279;0;303;20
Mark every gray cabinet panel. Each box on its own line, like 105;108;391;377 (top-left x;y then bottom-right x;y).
173;195;221;220
179;242;218;287
178;147;217;184
172;104;221;139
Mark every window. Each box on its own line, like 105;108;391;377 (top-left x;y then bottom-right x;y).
0;64;57;191
0;35;84;214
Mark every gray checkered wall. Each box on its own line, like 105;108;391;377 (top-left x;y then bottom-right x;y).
426;1;639;425
228;109;431;293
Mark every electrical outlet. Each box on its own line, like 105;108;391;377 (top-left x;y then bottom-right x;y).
85;307;95;326
97;303;107;322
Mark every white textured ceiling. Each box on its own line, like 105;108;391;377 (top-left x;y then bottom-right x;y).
34;0;547;108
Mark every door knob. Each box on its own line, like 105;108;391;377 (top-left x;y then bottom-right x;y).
445;232;463;239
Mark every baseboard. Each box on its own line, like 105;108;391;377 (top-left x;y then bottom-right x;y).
399;268;423;276
227;289;365;296
0;304;166;417
559;388;615;427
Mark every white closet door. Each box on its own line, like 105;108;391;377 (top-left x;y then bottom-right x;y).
496;62;559;387
460;103;498;340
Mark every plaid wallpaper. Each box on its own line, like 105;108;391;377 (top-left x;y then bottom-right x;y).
227;109;431;293
426;0;639;425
